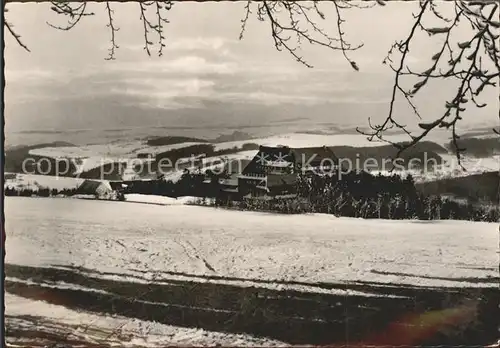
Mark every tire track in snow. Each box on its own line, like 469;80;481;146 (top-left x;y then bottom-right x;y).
174;239;217;273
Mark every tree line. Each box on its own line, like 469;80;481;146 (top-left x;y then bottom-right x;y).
4;187;77;197
4;186;126;200
5;169;498;222
205;171;499;222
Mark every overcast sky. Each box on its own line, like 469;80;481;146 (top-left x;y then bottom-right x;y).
4;1;498;143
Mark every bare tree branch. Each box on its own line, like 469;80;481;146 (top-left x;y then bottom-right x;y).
357;1;499;164
4;0;499;157
138;1;172;56
105;1;119;60
255;1;364;69
239;0;252;40
47;2;94;31
332;0;359;71
356;0;431;148
5;19;30;52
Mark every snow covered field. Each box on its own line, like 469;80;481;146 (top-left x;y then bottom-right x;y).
5;197;498;346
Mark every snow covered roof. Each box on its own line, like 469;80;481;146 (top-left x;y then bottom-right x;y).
76;180;112;194
243;145;339;175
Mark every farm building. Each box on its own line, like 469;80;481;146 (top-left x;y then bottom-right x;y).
203;158;252;201
238;145;340;197
196;146;341;199
238;174;298;198
76;180;113;199
241;145;340;176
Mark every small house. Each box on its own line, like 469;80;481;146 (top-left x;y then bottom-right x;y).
76;180;113;199
203;158;252;200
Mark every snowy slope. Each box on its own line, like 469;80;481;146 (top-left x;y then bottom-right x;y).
5;197;498;346
26;140;257;181
28;141;146;159
6;198;497;288
132;142;208;157
213;133;394;151
22;132;497;184
212;131;455;152
4;173;85;190
370;154;499;183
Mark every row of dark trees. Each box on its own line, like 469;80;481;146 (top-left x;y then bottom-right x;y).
4;186;78;197
5;169;498;222
120;172;209;197
4;186;126;201
207;171;499;222
118;168;498;222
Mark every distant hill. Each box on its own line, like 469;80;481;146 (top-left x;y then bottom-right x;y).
154;143;260;165
329;141;447;170
211;131;253;143
6;141;74;152
144;131;254;146
445;137;500;157
416;171;499;204
4;142;77;174
146;136;209;147
461;126;499;138
78;162;128;181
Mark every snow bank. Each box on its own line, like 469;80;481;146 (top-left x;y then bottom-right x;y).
6;293;285;347
124;194;198;206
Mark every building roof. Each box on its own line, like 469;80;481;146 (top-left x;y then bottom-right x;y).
243;145;339;175
76;180;112;194
242;146;293;175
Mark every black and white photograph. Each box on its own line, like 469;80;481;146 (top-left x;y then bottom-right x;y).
2;0;499;346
